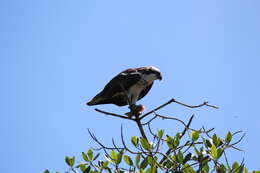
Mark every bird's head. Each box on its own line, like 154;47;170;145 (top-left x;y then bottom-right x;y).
147;66;162;81
141;66;162;83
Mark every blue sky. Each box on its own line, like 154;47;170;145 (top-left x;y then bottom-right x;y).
1;0;260;172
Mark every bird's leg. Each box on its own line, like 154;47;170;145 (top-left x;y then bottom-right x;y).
126;104;145;118
129;104;136;111
125;104;136;118
126;93;145;118
128;94;137;113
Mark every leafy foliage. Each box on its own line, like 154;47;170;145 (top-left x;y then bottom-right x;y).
47;127;251;173
44;99;258;173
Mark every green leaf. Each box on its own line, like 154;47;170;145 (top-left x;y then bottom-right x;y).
194;146;200;156
212;134;219;146
79;164;86;172
177;150;184;163
202;163;209;173
135;154;141;168
131;136;139;147
103;160;109;167
87;149;93;161
203;138;212;148
157;129;164;139
166;135;175;149
65;156;70;166
140;158;148;170
90;171;99;173
82;152;89;162
232;161;240;172
145;166;157;173
44;169;50;173
182;164;196;173
239;164;245;173
147;156;157;166
116;150;123;164
105;167;112;173
217;148;224;158
124;155;133;166
84;166;91;173
145;167;152;173
174;133;180;147
226;131;232;144
140;137;150;151
65;156;75;167
190;130;200;141
211;144;218;159
110;150;118;164
70;157;75;167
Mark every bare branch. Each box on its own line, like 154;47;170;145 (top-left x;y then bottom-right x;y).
112;138;121;153
120;125;140;155
154;113;213;134
230;133;246;146
140;99;176;120
223;151;231;170
135;119;148;140
173;99;219;109
140;98;219;120
95;108;134;120
180;114;194;138
88;129;124;151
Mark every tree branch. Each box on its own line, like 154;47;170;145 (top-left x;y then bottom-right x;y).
95;108;134;120
140;98;219;120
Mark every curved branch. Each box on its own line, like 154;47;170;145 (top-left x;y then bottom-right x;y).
140;98;219;120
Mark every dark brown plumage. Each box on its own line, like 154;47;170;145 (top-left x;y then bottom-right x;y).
87;66;162;106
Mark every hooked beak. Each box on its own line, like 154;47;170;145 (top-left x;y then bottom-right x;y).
157;74;162;81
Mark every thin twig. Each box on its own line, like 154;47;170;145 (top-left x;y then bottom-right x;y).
223;151;231;170
140;99;176;120
88;129;124;150
140;98;218;120
155;113;212;133
142;114;158;125
230;133;246;146
95;108;134;120
181;115;194;138
159;115;194;164
120;125;139;155
135;118;148;140
112;138;121;153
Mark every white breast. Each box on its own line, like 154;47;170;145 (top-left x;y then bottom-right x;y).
127;74;156;105
142;73;157;84
127;81;145;105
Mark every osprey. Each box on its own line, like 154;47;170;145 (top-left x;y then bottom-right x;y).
87;66;162;107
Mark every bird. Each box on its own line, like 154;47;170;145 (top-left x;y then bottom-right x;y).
86;66;162;107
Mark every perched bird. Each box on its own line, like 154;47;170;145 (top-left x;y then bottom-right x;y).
87;66;162;107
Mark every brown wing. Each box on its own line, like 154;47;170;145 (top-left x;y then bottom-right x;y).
87;68;142;106
102;69;141;97
137;82;154;101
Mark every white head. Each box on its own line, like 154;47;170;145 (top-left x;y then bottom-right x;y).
142;66;162;82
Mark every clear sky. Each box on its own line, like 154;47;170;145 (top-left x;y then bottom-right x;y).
1;0;260;172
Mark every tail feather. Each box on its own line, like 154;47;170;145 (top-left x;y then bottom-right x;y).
86;100;95;106
86;97;101;106
86;94;109;106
